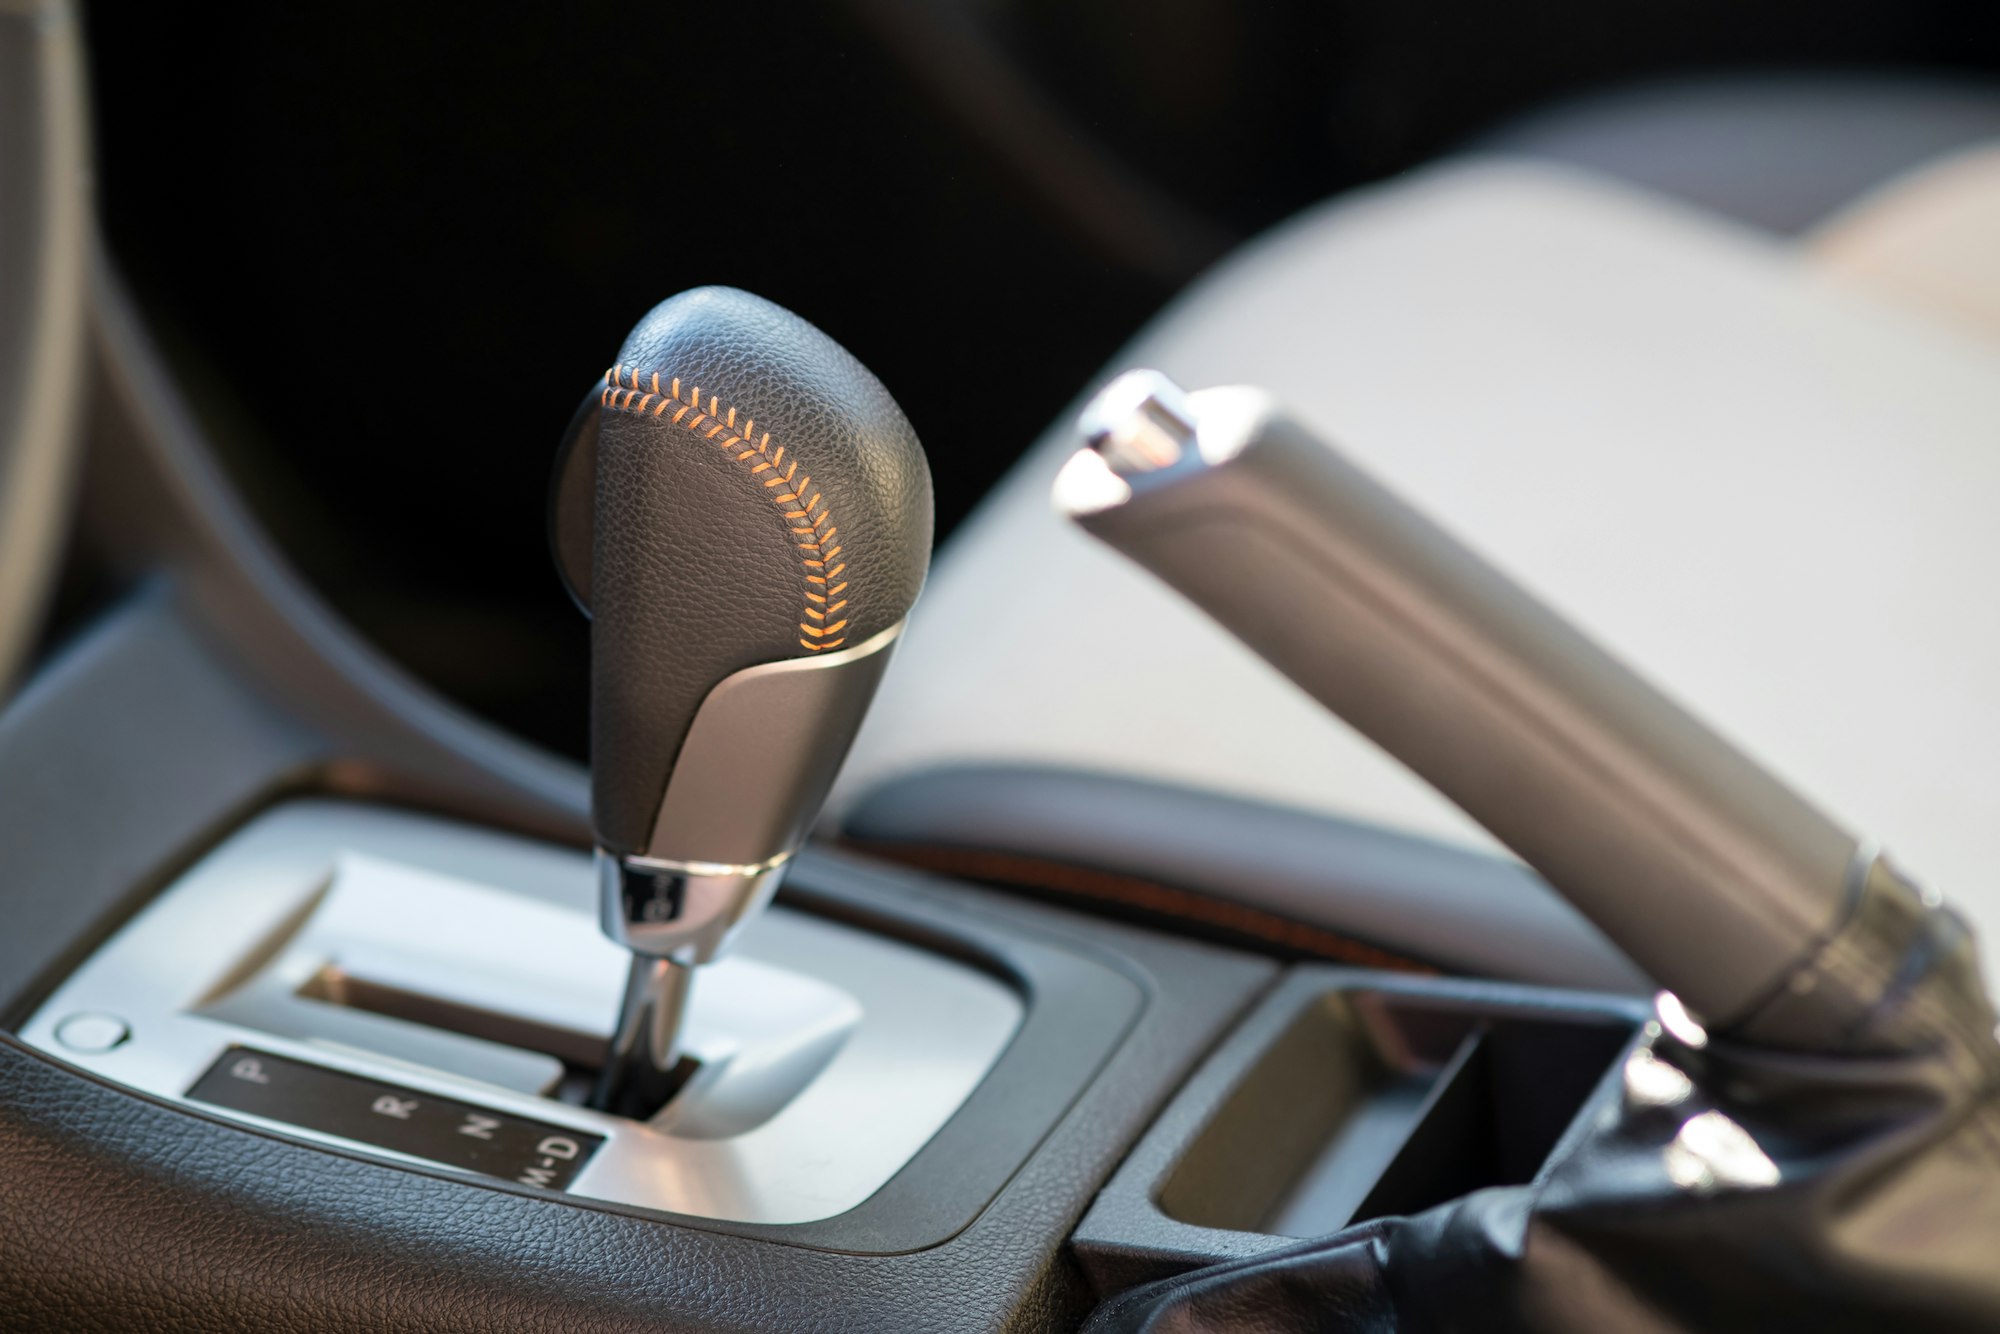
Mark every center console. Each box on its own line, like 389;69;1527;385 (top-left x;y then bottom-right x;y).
0;273;1744;1331
0;274;1286;1328
17;785;1644;1279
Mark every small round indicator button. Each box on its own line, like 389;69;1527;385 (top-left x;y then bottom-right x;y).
54;1012;131;1054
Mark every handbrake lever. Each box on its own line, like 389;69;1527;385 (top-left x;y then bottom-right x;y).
1056;371;1900;1035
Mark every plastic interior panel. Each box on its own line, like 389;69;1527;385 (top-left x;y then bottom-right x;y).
1071;965;1648;1294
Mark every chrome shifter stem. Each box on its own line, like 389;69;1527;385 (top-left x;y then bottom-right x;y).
587;849;786;1116
594;954;695;1118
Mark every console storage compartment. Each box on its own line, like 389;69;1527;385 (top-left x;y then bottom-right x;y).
1074;965;1647;1293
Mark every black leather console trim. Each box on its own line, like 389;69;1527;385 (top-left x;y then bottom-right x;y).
845;765;1649;995
845;837;1439;974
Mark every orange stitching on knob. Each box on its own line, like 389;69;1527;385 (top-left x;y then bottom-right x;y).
599;365;851;652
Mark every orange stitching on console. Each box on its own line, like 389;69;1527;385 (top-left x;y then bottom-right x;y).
601;364;849;652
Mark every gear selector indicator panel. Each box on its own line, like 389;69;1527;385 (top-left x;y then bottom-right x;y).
188;1048;603;1191
23;802;1024;1225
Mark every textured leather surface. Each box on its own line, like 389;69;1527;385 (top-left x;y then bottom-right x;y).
1086;867;2000;1333
846;764;1647;992
584;287;932;854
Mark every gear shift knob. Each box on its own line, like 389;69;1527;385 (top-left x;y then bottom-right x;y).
550;287;932;1114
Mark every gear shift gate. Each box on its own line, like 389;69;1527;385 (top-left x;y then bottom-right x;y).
19;801;1022;1222
245;853;863;1129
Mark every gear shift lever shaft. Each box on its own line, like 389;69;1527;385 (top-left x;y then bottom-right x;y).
550;287;932;1115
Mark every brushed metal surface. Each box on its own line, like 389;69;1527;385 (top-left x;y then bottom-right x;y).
18;800;1022;1224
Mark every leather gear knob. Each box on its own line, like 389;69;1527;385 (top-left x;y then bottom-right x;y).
551;286;933;858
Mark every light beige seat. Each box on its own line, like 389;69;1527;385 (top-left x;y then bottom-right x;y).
832;154;2000;985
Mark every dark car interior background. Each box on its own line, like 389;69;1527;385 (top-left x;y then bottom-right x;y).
78;0;2000;755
